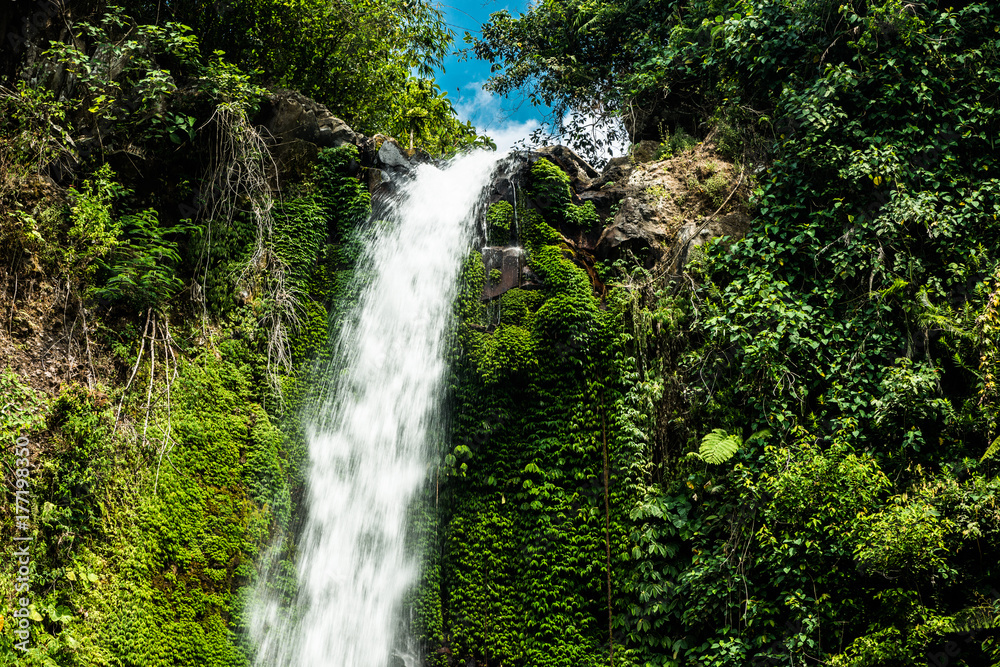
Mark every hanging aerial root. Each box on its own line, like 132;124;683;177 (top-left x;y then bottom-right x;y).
191;103;302;406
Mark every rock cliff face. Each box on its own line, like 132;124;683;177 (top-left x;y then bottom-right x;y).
257;90;359;185
468;138;750;301
254;93;749;306
593;152;750;272
257;90;432;192
481;247;527;300
260;90;359;149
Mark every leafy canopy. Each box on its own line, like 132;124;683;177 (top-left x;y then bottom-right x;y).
126;0;475;140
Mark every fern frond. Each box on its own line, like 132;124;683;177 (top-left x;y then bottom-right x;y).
699;429;742;464
982;435;1000;463
745;429;772;444
939;604;1000;634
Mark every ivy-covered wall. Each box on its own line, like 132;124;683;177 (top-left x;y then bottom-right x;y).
421;91;1000;665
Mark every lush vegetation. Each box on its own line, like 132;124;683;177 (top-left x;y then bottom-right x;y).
117;0;490;147
0;133;374;664
0;1;384;662
455;0;1000;665
3;0;1000;666
418;162;637;666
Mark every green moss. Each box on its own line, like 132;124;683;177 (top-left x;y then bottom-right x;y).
291;299;330;366
567;200;598;228
0;134;376;665
466;324;536;384
314;145;371;240
0;340;292;665
498;289;545;327
487;201;515;245
432;158;646;667
529;159;599;231
99;348;283;667
273;194;327;293
457;250;487;325
519;208;561;250
529;159;573;212
443;502;522;662
703;173;728;208
0;367;46;444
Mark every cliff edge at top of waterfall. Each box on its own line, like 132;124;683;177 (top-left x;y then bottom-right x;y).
258;90;434;189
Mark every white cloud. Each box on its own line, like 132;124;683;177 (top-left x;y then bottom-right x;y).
453;81;630;162
485;119;544;154
453;82;500;126
453;81;541;154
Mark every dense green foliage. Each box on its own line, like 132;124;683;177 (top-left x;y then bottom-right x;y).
124;0;452;136
3;0;485;163
0;2;378;655
5;0;1000;666
0;139;373;664
384;78;497;155
451;1;1000;665
423;160;642;667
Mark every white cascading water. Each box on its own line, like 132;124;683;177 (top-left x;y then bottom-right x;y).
250;150;503;667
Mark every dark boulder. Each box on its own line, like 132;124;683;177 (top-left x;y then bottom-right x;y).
595;196;672;268
259;90;358;149
481;247;526;301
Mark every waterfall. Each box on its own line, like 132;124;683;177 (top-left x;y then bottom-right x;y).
250;150;503;667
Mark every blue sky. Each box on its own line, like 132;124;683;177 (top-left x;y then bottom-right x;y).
431;0;544;152
429;0;629;157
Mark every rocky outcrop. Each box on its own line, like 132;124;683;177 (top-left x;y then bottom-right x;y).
260;90;359;149
487;141;749;282
253;91;749;284
481;247;528;300
363;135;434;198
596;195;673;264
257;91;357;185
593;145;747;270
257;91;432;188
629;140;661;164
375;136;413;168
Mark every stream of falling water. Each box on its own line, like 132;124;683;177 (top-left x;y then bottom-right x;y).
250;150;503;667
